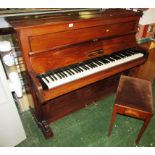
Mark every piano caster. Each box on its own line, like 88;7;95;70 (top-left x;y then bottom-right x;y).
29;106;53;138
38;120;53;139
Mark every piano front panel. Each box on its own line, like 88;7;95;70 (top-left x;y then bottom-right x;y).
103;34;137;54
30;40;103;74
29;21;137;54
30;34;138;74
41;75;120;122
12;12;141;38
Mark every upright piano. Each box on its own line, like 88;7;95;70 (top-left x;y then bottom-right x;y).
8;9;148;138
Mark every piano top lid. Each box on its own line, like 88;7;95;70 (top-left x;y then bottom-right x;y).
7;9;143;30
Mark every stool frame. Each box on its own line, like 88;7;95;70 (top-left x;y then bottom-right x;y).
108;103;153;144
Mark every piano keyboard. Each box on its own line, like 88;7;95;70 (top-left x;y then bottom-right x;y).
37;48;146;90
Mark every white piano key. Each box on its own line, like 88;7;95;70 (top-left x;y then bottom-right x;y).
40;52;144;89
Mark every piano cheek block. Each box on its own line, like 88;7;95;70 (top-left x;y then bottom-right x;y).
7;9;148;138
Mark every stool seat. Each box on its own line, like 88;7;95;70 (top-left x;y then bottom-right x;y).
108;75;153;144
115;75;153;113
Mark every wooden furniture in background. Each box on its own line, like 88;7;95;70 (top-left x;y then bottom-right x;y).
7;9;148;138
129;41;155;83
109;75;153;144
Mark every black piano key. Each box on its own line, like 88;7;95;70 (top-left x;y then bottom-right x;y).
132;49;139;53
50;72;57;80
42;74;49;83
37;76;48;90
125;51;132;56
122;51;131;57
64;68;73;75
114;53;122;59
95;58;104;65
99;57;109;64
115;54;122;59
106;56;115;62
59;69;67;77
80;65;87;70
128;50;137;55
85;62;93;68
117;53;126;58
86;60;96;68
82;63;91;70
73;67;80;73
89;59;97;66
74;65;82;72
79;63;87;70
127;50;135;54
59;72;65;78
54;70;63;79
111;54;120;60
69;69;75;74
96;61;103;66
83;64;90;70
77;66;84;72
91;61;98;67
69;66;78;73
47;73;54;81
80;63;90;70
78;67;83;72
75;64;83;72
67;67;75;75
121;51;129;57
93;59;102;66
88;63;95;68
61;69;68;77
64;70;71;76
109;56;116;61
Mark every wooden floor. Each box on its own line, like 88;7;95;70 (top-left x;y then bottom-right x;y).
130;43;155;83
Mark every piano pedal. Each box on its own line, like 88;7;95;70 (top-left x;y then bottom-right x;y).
85;101;98;109
29;106;53;139
85;104;89;108
93;101;98;106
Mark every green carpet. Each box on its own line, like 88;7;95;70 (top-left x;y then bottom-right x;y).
17;83;155;147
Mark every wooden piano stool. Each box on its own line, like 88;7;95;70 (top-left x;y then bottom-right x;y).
108;75;153;144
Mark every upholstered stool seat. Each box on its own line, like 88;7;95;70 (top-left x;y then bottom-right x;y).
108;75;153;144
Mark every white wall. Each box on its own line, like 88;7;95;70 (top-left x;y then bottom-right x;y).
0;60;26;146
139;8;155;25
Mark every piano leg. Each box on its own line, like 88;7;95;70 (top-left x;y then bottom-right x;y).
37;120;53;139
29;106;53;138
27;73;53;139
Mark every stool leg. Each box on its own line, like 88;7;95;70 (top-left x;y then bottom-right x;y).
108;106;117;136
135;117;152;144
